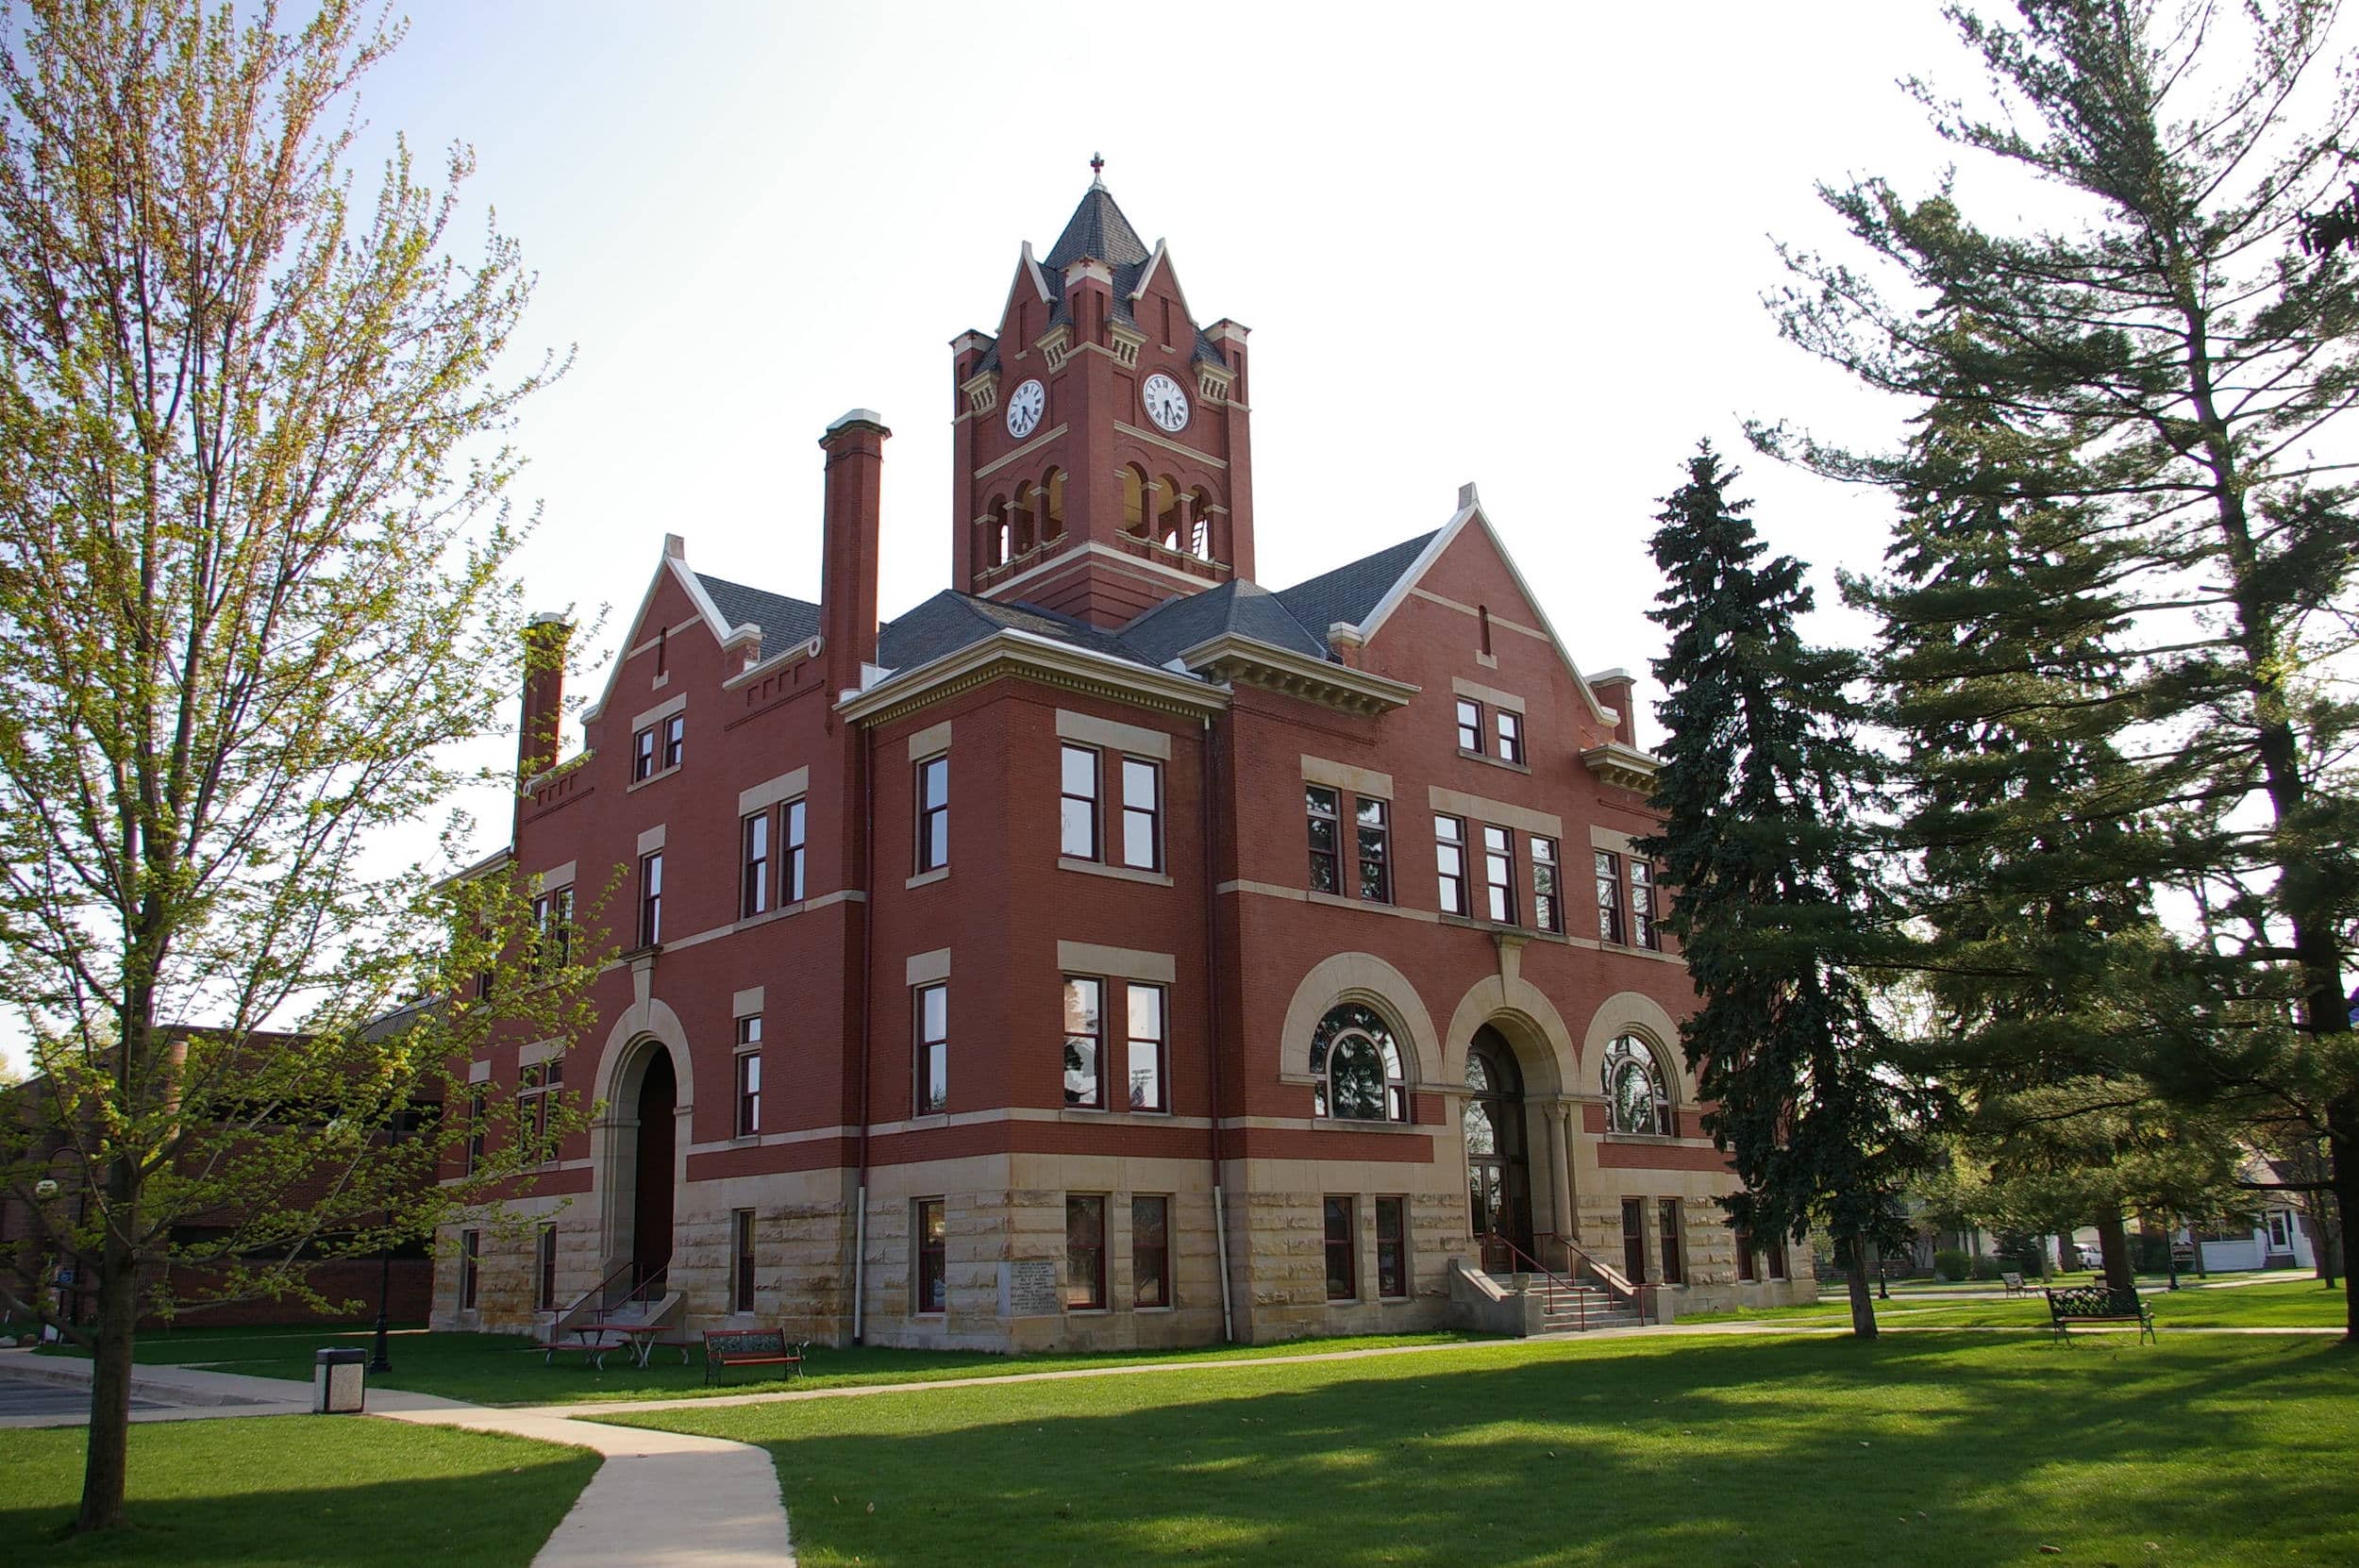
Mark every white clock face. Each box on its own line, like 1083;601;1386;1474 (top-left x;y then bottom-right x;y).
1005;378;1046;439
1142;372;1191;433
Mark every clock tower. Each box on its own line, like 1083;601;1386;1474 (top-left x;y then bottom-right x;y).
948;167;1255;628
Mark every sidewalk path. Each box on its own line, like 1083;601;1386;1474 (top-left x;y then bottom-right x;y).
0;1347;793;1567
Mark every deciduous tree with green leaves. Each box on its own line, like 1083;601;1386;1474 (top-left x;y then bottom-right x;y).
1763;0;2359;1342
1639;443;1938;1340
0;0;589;1531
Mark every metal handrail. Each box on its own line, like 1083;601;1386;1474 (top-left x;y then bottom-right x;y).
1476;1232;1589;1331
542;1259;636;1341
1551;1235;1642;1309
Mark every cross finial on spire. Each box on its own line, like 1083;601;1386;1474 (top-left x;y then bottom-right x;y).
1090;151;1105;187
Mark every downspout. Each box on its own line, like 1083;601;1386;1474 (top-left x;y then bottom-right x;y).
851;716;877;1343
1201;714;1234;1343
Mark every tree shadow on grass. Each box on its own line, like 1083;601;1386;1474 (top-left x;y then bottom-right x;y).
651;1334;2357;1568
0;1420;599;1568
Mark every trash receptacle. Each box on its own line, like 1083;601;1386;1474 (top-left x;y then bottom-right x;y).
314;1347;366;1414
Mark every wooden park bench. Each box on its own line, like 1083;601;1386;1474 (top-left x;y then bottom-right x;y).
703;1326;807;1386
2000;1271;2029;1297
2044;1285;2156;1344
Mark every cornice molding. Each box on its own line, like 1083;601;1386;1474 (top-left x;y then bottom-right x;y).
1176;634;1419;717
1581;741;1661;792
839;628;1230;728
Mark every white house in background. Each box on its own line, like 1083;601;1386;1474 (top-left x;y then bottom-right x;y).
2183;1207;2317;1274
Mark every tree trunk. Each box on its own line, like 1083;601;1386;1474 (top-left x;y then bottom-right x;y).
75;1160;136;1532
1843;1236;1878;1340
2331;1100;2357;1344
2095;1208;2135;1300
2057;1233;2075;1276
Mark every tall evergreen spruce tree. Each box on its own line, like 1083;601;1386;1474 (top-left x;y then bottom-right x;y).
1765;0;2359;1339
1641;443;1934;1339
1859;370;2183;1297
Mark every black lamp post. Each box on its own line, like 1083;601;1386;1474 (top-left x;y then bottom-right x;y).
367;1109;409;1375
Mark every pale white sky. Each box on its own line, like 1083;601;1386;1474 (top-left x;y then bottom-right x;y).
18;2;2306;1071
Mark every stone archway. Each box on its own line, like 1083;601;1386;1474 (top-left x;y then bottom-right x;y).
1464;1025;1532;1271
592;998;694;1291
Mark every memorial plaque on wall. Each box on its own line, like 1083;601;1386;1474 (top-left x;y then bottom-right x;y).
998;1259;1060;1317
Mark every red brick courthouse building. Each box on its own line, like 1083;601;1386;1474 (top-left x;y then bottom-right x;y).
434;177;1814;1348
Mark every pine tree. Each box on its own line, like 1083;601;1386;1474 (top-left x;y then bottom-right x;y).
1765;0;2359;1340
1641;442;1936;1339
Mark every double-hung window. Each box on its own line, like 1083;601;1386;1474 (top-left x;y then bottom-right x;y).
731;1209;757;1312
1127;984;1167;1112
532;886;573;972
1060;745;1099;859
1497;709;1524;764
1120;758;1162;870
1062;976;1103;1109
1376;1196;1409;1299
915;983;948;1113
1595;851;1624;944
632;726;657;781
783;798;807;903
638;851;663;947
460;1228;480;1309
915;755;949;873
1630;859;1659;949
1066;1195;1107;1309
1454;698;1482;753
1531;837;1561;933
1435;815;1468;915
1356;798;1391;902
1132;1195;1171;1308
661;713;685;771
1324;1197;1357;1301
465;1088;486;1176
741;812;771;918
537;1223;558;1311
1307;786;1341;893
522;1059;563;1158
915;1198;947;1312
1482;826;1515;924
734;1016;762;1137
1658;1198;1685;1286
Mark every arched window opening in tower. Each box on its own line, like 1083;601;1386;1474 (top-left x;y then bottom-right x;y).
1042;467;1066;539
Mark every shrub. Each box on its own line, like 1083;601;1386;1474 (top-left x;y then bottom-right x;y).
1970;1255;2006;1281
1932;1248;1970;1281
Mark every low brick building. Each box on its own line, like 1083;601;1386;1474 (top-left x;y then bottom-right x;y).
436;175;1814;1348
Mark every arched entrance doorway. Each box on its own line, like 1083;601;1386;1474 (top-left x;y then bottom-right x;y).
1464;1025;1532;1273
631;1048;677;1288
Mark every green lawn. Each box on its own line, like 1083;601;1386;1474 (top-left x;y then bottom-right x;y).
1681;1277;2346;1329
604;1332;2359;1568
0;1416;597;1566
45;1322;1490;1407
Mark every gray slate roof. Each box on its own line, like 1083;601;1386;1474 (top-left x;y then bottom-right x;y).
1272;531;1439;645
1118;579;1330;666
697;573;821;644
877;591;1164;674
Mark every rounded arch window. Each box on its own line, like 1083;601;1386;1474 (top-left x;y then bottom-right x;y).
1602;1034;1672;1135
1310;1003;1407;1123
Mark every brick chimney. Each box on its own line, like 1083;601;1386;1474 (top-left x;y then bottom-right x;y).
517;612;573;780
819;409;891;700
1589;667;1639;748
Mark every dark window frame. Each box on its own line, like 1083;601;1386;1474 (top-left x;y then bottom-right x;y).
915;754;950;873
1065;1194;1108;1309
1630;859;1659;950
741;811;771;918
915;1197;947;1313
784;798;808;904
1435;814;1468;915
1454;697;1482;753
1324;1196;1358;1302
1376;1195;1409;1300
1060;743;1100;860
460;1227;481;1309
1595;849;1624;944
1356;796;1392;903
1531;835;1561;933
1482;825;1516;925
637;851;663;947
661;712;685;771
1119;756;1163;872
632;726;657;781
1126;981;1168;1113
1132;1194;1171;1309
1659;1197;1684;1285
915;982;948;1114
734;1017;762;1138
731;1208;757;1313
1496;708;1524;764
536;1222;558;1311
1307;784;1341;893
1062;975;1104;1109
